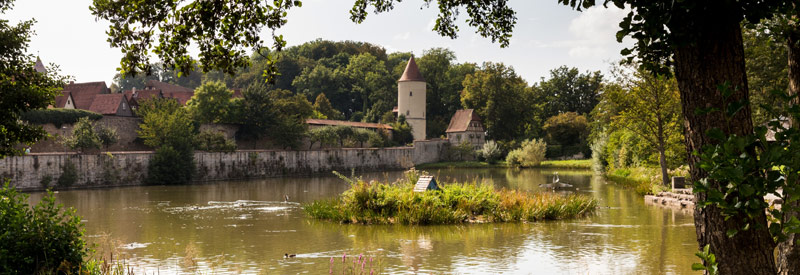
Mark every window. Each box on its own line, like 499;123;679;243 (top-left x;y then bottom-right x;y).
406;110;409;116
122;103;127;110
410;91;413;97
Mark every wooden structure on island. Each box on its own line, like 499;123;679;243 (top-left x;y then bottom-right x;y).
413;176;439;192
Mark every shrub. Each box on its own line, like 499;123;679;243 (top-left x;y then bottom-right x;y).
194;130;236;152
147;145;195;185
444;141;475;161
0;182;89;274
368;130;390;148
20;108;102;128
351;128;371;147
96;124;119;150
506;139;547;167
62;117;101;152
307;126;338;149
57;159;78;188
478;140;502;164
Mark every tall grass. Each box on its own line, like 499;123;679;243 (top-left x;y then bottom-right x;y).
535;159;592;169
304;169;597;225
604;166;689;195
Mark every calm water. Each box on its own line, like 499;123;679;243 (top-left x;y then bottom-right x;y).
28;168;699;274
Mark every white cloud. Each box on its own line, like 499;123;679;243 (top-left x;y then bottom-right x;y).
393;32;411;41
565;6;628;58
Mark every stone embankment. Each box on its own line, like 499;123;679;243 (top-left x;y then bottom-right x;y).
644;189;694;210
644;188;785;212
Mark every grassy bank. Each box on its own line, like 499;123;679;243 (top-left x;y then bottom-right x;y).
415;159;592;170
415;161;507;169
535;159;592;169
304;170;597;225
604;166;688;195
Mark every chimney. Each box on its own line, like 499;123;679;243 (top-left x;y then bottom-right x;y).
132;87;137;95
69;81;75;84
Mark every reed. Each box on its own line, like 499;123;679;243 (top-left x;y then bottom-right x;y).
304;169;597;225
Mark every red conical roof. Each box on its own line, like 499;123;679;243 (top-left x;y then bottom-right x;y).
398;56;425;82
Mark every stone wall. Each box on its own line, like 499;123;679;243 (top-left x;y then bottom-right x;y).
30;116;148;153
1;147;418;191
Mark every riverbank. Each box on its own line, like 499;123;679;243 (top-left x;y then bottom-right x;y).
303;170;597;225
603;166;689;195
415;159;592;170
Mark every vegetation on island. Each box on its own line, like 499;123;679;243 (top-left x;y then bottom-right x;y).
304;169;597;225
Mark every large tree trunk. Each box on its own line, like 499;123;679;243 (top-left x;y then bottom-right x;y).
778;29;800;275
672;7;777;274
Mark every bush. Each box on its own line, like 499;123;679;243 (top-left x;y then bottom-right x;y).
147;145;195;185
444;141;475;161
20;108;102;128
0;183;89;273
96;124;119;150
307;126;338;149
478;140;502;164
57;159;78;187
506;139;547;167
194;130;236;152
62;117;101;152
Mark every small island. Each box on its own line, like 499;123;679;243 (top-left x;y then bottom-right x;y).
304;169;597;225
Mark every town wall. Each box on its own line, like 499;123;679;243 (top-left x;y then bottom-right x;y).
0;143;454;191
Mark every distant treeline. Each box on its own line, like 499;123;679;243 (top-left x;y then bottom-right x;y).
115;39;603;156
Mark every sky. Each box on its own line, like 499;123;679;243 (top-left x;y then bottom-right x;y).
6;0;631;85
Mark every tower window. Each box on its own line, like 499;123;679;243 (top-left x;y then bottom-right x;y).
406;110;409;116
410;91;412;97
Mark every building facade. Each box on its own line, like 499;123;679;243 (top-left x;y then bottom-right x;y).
446;109;486;150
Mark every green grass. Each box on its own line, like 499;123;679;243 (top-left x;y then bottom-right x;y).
416;159;593;170
534;159;592;169
603;166;688;195
304;169;598;225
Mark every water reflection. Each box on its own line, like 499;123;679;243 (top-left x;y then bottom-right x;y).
28;168;698;274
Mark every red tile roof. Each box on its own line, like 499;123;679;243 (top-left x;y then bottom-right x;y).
53;92;72;108
145;79;192;92
88;94;128;115
306;119;393;130
163;91;194;105
62;81;109;109
398;56;425;82
446;109;482;133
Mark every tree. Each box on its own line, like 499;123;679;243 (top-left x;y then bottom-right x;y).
307;126;337;149
542;112;589;158
461;62;532;141
137;97;195;184
186;81;233;123
268;89;313;149
313;93;343;120
63;117;101;153
96;124;119;150
743;25;788;127
417;48;477;137
598;63;682;186
0;0;68;158
237;82;275;144
535;66;603;118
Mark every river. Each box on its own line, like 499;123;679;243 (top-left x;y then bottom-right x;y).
28;168;698;274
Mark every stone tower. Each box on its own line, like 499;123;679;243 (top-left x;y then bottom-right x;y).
397;56;426;141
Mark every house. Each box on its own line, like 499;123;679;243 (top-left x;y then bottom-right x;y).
123;88;164;110
52;92;75;109
445;109;486;150
61;81;111;109
87;94;133;117
144;80;194;105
